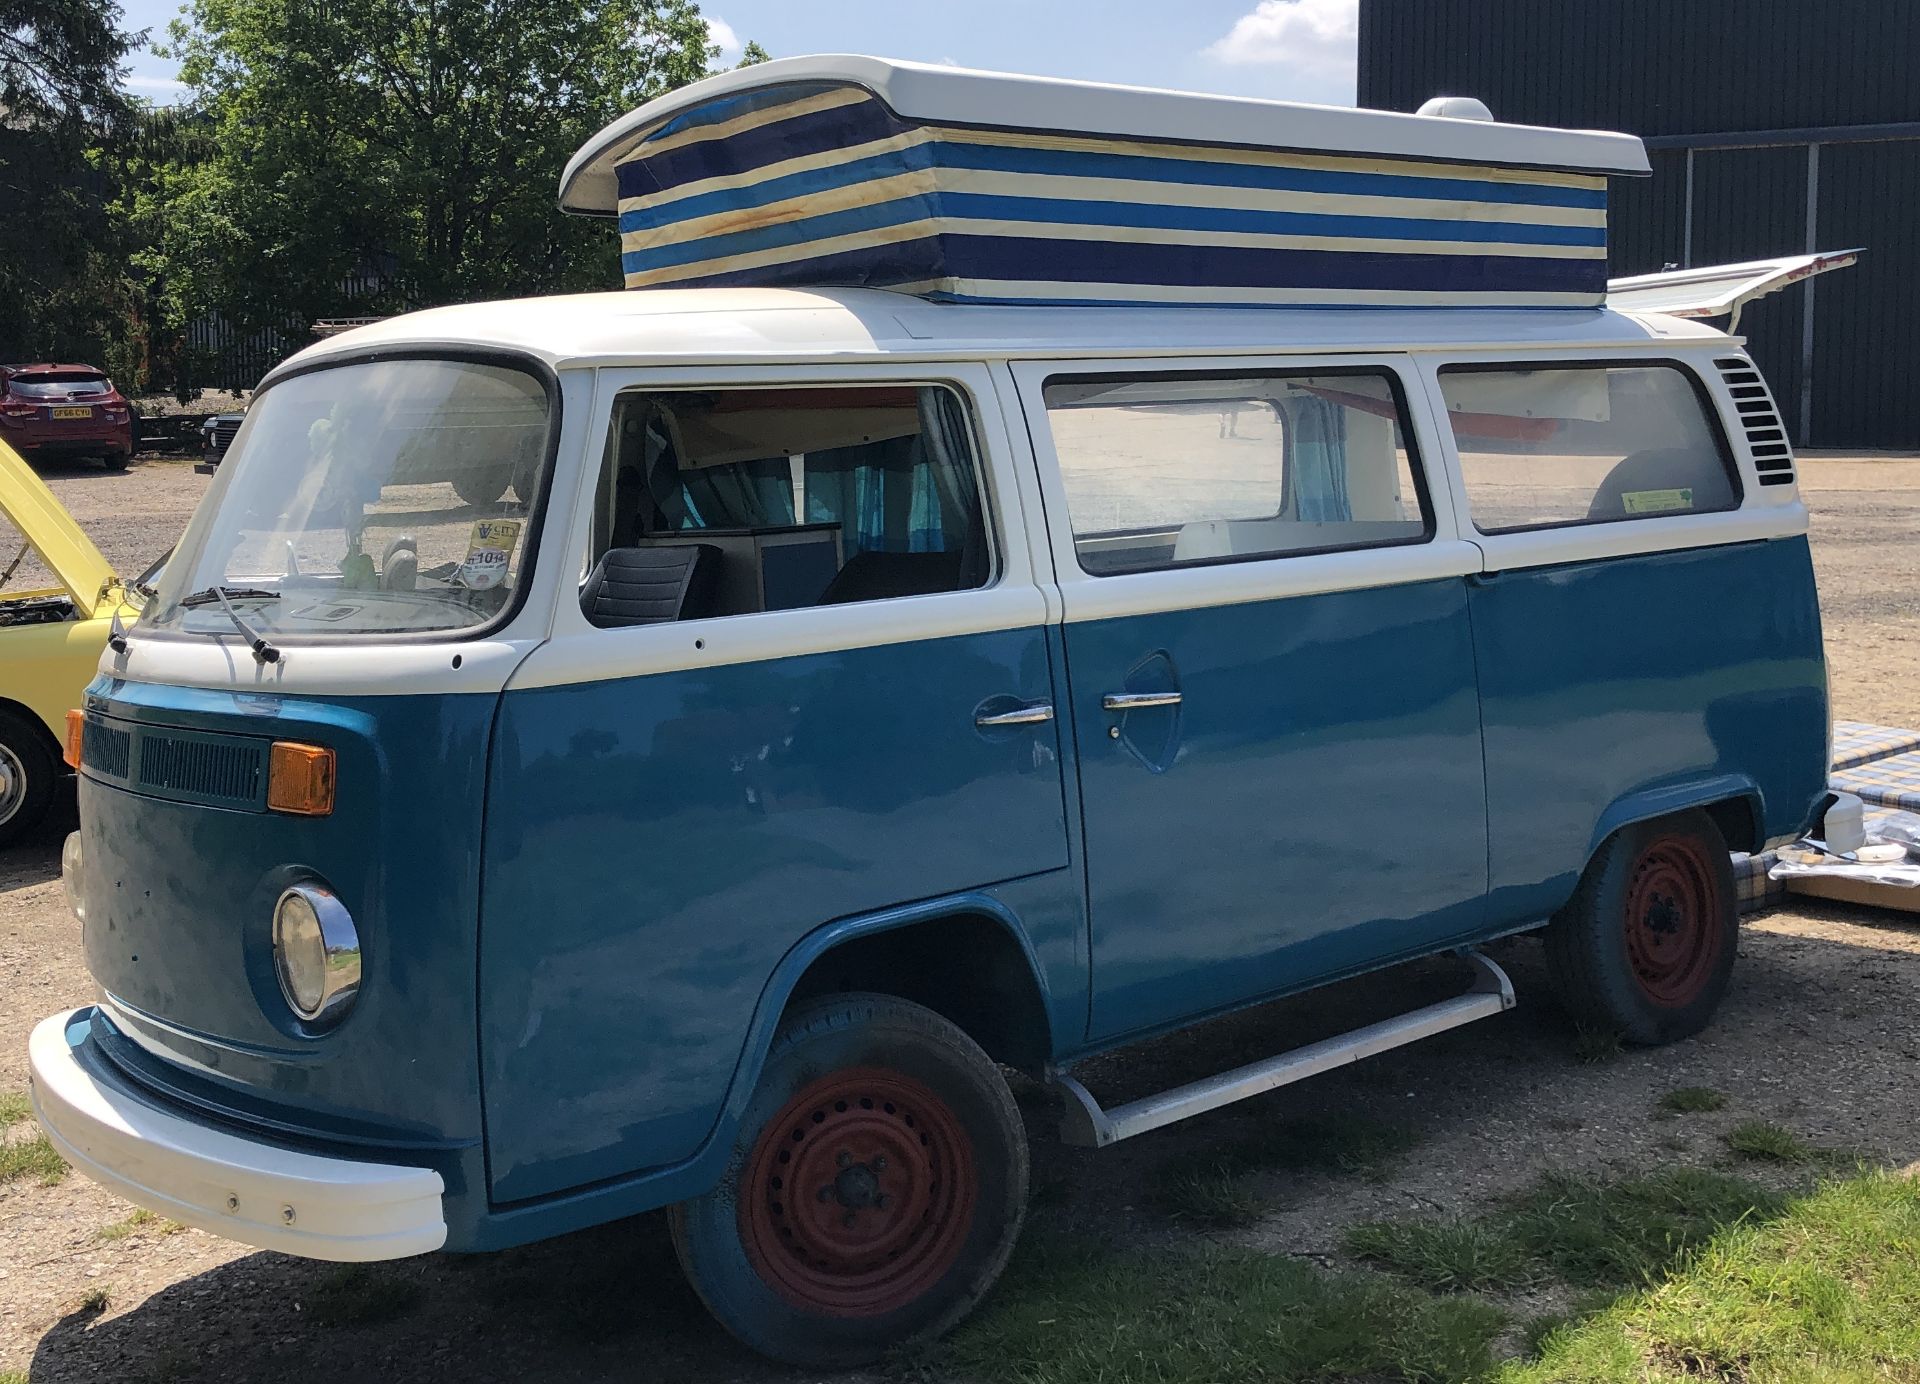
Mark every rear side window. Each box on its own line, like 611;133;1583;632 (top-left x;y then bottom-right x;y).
1438;364;1739;533
1041;370;1431;576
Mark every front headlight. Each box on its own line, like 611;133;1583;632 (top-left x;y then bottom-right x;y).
272;883;361;1027
61;832;85;923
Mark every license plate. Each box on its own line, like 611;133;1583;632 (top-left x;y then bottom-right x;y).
51;406;93;420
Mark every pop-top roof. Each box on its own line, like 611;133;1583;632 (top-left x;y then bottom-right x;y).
563;55;1650;312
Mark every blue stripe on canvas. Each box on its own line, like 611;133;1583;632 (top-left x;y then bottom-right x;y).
642;232;1604;298
620;189;1603;279
619;98;1607;210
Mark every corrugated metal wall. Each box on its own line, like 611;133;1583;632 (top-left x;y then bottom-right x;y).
1358;0;1920;135
1358;0;1920;447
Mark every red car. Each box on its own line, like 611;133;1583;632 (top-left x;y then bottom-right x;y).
0;364;134;470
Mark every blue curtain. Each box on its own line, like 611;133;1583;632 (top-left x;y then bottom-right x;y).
1288;396;1352;522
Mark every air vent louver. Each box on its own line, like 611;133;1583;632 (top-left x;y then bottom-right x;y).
1714;357;1796;487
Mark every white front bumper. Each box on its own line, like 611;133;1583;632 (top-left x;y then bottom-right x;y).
28;1009;447;1262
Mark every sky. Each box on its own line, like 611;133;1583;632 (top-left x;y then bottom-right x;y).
114;0;1362;108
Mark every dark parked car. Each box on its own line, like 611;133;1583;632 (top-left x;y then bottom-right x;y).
198;411;245;472
0;364;134;470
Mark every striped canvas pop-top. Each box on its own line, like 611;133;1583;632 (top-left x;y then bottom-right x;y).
562;56;1649;311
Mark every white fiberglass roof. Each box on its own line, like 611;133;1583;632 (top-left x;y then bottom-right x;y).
271;287;1727;382
560;55;1651;216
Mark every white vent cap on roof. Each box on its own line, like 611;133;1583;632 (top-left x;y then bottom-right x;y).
1418;95;1495;122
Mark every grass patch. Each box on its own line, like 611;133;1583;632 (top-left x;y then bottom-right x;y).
0;1090;29;1128
0;1132;68;1186
1149;1114;1421;1226
77;1285;111;1313
308;1264;424;1327
1150;1162;1273;1227
1506;1167;1785;1288
925;1234;1506;1384
1724;1119;1814;1163
1570;1027;1623;1064
99;1208;185;1241
1655;1086;1727;1115
1355;1168;1785;1296
1504;1169;1920;1382
1345;1217;1538;1293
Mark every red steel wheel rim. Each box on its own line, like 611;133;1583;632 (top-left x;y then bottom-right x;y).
739;1066;977;1318
1624;834;1724;1007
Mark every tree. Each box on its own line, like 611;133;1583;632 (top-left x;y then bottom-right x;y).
0;0;139;369
133;0;746;358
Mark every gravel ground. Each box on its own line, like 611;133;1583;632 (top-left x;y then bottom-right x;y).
1;452;1916;1382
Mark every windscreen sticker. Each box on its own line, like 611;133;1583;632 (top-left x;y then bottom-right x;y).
457;519;522;590
1620;487;1694;515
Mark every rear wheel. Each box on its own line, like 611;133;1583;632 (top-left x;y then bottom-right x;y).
100;452;130;472
0;709;58;849
669;993;1027;1367
1544;809;1737;1045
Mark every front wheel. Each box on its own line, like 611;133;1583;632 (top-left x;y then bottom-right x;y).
1544;808;1738;1045
0;709;58;849
669;993;1028;1367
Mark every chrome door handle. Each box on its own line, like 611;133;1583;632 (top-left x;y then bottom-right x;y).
975;703;1056;728
1102;691;1183;711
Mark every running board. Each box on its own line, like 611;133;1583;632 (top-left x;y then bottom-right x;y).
1049;950;1516;1148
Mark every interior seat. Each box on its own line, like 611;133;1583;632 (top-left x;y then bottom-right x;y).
581;544;722;627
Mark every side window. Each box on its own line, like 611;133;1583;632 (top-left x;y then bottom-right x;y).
580;383;991;627
1041;370;1431;576
1438;363;1740;533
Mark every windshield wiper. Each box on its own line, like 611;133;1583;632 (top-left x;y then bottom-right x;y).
179;586;282;664
179;586;280;606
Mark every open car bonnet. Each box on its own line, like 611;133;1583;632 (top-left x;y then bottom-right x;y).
0;439;117;617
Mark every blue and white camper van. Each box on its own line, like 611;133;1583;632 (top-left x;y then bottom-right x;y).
30;56;1852;1365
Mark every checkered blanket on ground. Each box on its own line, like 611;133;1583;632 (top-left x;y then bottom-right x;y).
1831;749;1920;813
1831;720;1920;771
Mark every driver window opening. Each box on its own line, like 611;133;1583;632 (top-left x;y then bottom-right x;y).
581;384;992;628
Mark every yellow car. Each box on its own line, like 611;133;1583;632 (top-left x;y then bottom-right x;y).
0;440;147;847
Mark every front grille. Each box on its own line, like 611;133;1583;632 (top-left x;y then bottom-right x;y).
210;419;241;450
137;733;265;807
80;715;270;811
1714;356;1796;487
83;722;132;778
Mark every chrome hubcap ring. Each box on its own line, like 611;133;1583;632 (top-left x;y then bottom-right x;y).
0;743;25;826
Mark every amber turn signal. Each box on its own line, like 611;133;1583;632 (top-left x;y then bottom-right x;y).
267;741;336;816
63;710;85;769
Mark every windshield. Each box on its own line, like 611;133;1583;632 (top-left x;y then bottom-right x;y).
146;357;550;639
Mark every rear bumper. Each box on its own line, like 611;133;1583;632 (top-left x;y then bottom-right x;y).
28;1008;447;1261
8;432;132;455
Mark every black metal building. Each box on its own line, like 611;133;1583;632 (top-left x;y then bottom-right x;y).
1358;0;1920;448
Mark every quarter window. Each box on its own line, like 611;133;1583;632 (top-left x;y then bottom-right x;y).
1041;370;1431;576
580;384;991;626
1438;364;1739;533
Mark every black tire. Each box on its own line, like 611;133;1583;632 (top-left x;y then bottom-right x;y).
452;465;511;507
669;992;1028;1367
0;708;59;849
100;453;130;472
1544;809;1737;1045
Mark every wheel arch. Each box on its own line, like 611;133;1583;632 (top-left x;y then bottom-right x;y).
720;894;1058;1135
0;695;66;758
1586;774;1764;862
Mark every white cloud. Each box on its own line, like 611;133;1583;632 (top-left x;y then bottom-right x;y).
705;16;742;60
125;74;189;94
1204;0;1358;76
